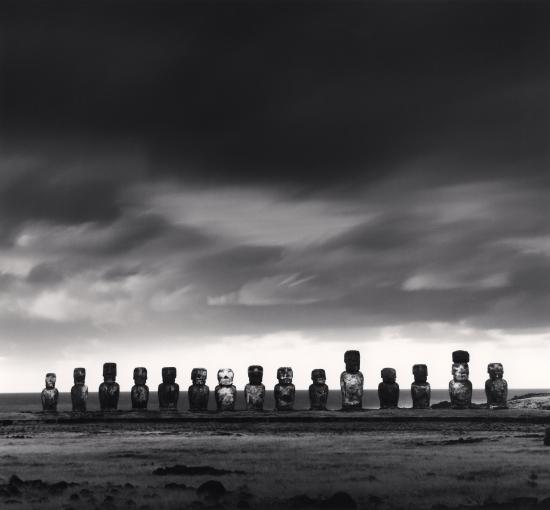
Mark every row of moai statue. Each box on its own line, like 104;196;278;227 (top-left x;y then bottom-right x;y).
41;350;508;411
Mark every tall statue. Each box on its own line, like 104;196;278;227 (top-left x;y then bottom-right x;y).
188;368;209;411
449;350;472;409
340;350;363;410
131;367;149;409
411;364;430;409
274;367;295;411
309;369;329;410
71;367;88;412
378;367;399;409
215;368;237;411
158;367;179;409
99;362;120;410
245;365;265;411
41;372;59;411
485;363;508;409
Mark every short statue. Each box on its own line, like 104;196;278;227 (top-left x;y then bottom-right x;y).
411;364;430;409
378;367;399;409
274;367;295;411
245;365;265;411
158;367;179;409
71;367;88;412
215;368;237;411
99;362;120;410
131;367;149;409
41;372;59;411
449;350;472;409
340;350;364;410
485;363;508;409
309;369;329;410
188;368;209;411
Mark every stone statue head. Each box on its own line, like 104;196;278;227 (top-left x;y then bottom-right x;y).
452;350;470;363
45;372;56;389
162;367;177;384
344;350;360;373
133;367;147;385
248;365;263;385
277;367;293;385
412;364;428;383
311;369;326;385
73;367;86;384
191;368;207;385
217;368;234;386
103;362;117;382
487;363;503;380
452;362;469;382
381;367;396;383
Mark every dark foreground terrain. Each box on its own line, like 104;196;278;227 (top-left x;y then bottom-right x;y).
1;409;550;510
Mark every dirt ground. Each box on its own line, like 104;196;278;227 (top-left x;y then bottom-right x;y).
1;413;550;510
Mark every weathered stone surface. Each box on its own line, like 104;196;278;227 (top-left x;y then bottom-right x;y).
449;362;472;409
99;363;120;411
274;367;295;411
158;367;179;409
411;364;431;409
215;368;237;411
340;350;363;410
309;369;329;410
378;367;399;409
485;363;508;409
71;367;88;412
188;368;209;411
131;367;149;409
245;365;265;411
41;373;59;411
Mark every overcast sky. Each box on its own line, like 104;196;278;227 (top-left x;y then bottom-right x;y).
1;1;549;392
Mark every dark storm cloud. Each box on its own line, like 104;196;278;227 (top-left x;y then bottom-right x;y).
1;0;548;190
0;0;549;356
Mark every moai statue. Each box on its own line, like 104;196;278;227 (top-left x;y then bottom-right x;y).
71;367;88;412
274;367;295;411
378;368;399;409
411;364;431;409
41;373;59;411
449;350;472;409
99;362;120;410
131;367;149;409
340;350;364;410
215;368;237;411
485;363;508;409
245;365;265;411
188;368;209;411
309;369;329;410
158;367;179;409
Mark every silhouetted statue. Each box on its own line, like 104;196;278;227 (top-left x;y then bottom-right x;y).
41;372;59;411
159;367;179;409
131;367;149;409
449;351;472;409
485;363;508;409
71;367;88;412
274;367;295;411
309;369;329;410
411;364;430;409
245;365;265;411
99;362;120;410
378;367;399;409
215;368;237;411
188;368;209;411
340;350;363;410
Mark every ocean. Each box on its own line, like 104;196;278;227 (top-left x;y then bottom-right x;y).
0;388;544;413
